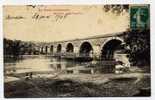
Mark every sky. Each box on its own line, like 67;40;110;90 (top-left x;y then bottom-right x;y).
3;5;129;42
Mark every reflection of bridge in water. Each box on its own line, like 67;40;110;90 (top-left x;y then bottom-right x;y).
36;32;126;61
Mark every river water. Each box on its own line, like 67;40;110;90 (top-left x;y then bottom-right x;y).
4;55;115;77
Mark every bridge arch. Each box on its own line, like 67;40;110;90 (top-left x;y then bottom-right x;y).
45;46;48;54
79;41;93;57
101;37;123;60
66;43;74;52
57;44;62;53
50;45;54;53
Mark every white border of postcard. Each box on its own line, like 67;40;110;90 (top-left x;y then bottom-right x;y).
0;0;154;100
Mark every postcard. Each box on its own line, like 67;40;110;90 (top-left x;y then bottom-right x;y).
3;4;151;98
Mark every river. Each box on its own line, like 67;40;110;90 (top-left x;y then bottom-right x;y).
4;55;115;78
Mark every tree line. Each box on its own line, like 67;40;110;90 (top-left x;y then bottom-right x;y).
4;38;40;57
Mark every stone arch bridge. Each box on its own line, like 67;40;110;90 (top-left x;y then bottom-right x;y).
36;32;127;60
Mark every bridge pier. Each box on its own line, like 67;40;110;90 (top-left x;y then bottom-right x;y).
74;46;79;55
46;46;51;54
92;45;101;60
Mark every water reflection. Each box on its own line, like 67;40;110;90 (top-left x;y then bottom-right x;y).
4;55;115;76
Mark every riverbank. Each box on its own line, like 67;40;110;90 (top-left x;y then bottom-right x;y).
4;73;150;97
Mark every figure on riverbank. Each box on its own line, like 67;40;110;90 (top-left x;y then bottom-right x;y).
25;72;33;80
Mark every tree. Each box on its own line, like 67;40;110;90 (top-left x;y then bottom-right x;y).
124;29;150;66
